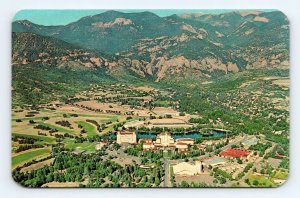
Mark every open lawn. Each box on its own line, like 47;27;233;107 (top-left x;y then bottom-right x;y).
64;140;97;152
248;173;276;187
12;147;51;169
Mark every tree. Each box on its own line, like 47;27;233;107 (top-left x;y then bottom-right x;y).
179;112;185;116
180;181;189;187
237;158;243;164
154;176;161;186
253;180;259;186
29;119;35;124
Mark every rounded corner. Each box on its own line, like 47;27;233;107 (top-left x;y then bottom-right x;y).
11;171;30;189
273;171;290;189
274;9;290;24
12;9;26;23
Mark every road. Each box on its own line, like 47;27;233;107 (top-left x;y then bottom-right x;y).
163;158;171;187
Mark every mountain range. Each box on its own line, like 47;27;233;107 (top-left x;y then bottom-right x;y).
12;10;289;82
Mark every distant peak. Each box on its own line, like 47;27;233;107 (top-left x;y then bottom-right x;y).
139;11;159;16
238;10;262;17
15;19;33;25
87;10;123;19
102;10;124;15
176;12;204;19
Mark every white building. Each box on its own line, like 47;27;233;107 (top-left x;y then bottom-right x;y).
155;132;175;147
175;142;189;152
116;131;137;145
143;142;155;151
173;162;202;176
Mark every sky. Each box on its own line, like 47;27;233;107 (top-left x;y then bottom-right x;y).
13;9;276;26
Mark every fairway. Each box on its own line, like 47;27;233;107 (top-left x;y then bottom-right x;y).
76;121;98;136
37;122;75;134
12;148;51;169
12;133;55;144
12;115;60;121
65;141;97;151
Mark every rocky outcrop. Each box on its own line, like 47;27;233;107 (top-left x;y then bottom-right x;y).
253;16;269;23
92;18;133;28
124;55;243;82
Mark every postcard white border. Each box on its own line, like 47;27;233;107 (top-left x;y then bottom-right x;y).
1;0;299;197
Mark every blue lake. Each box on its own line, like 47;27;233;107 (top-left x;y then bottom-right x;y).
136;132;156;139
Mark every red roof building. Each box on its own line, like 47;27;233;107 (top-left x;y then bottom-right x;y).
220;148;251;158
275;153;286;158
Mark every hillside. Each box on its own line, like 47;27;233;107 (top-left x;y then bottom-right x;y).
12;32;118;70
12;32;120;106
13;11;185;54
12;10;289;82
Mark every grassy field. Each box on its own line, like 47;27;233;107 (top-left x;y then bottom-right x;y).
248;174;276;187
76;121;98;136
12;115;60;121
37;122;75;134
64;140;97;151
12;133;55;144
273;169;289;180
12;147;51;169
64;113;119;119
12;117;47;121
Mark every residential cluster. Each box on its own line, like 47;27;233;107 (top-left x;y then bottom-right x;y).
173;147;254;177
